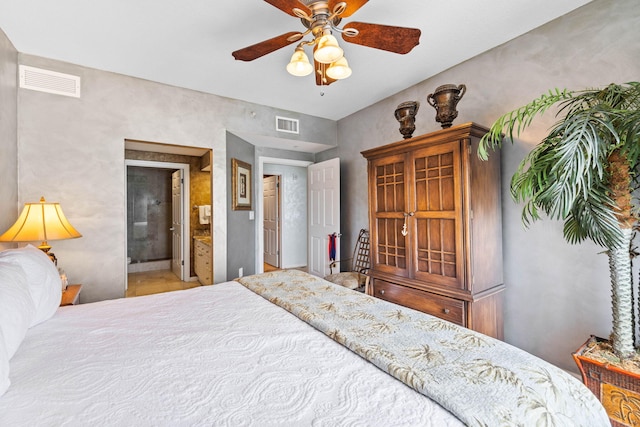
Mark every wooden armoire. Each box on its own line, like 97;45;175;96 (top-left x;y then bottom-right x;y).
361;122;504;339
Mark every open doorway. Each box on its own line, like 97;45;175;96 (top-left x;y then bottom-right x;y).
256;156;341;277
126;165;176;271
257;157;312;274
124;141;212;297
125;160;193;296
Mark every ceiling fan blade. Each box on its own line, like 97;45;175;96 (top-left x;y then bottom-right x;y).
232;32;300;61
263;0;301;17
343;22;421;54
328;0;368;18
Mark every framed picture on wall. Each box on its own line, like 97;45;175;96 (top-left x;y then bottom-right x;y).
231;158;252;210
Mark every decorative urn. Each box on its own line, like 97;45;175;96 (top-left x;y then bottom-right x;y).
394;101;420;139
427;84;466;128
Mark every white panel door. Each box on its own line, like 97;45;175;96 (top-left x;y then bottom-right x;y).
308;158;340;277
171;170;184;280
263;175;280;267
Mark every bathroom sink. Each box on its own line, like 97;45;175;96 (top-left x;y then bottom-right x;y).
193;236;211;245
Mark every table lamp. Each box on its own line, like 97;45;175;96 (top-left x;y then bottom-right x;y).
0;197;82;264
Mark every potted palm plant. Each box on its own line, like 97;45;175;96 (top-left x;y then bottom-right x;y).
478;82;640;425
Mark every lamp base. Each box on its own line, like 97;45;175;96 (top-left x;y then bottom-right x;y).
37;242;57;265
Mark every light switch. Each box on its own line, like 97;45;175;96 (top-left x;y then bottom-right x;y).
249;211;255;220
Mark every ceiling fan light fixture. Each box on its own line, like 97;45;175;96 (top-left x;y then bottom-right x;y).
326;56;352;80
314;34;343;64
231;1;421;88
286;47;313;76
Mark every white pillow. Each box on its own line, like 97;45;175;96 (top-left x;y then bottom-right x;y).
0;260;35;358
0;245;62;327
0;327;10;397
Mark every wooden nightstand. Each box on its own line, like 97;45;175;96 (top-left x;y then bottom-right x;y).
60;284;82;306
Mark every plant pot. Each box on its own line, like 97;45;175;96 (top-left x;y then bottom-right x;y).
573;335;640;426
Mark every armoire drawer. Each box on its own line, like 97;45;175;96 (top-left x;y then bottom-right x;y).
372;279;465;326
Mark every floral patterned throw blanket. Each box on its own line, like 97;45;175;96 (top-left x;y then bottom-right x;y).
237;270;608;427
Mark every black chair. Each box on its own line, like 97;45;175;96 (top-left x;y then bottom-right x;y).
324;229;370;292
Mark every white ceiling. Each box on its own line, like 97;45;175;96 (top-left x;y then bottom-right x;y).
0;0;592;121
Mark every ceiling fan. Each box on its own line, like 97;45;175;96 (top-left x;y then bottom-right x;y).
232;0;421;86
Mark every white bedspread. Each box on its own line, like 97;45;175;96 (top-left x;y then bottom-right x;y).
0;281;463;426
239;270;609;426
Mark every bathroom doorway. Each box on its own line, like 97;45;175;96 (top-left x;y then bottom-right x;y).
124;140;213;297
125;160;190;281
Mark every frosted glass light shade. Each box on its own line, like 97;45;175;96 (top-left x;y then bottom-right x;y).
314;34;343;64
326;57;352;80
286;48;313;76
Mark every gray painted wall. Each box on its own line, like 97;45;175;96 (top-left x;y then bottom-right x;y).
0;29;18;250
263;163;308;269
336;0;640;372
226;132;256;280
8;52;336;302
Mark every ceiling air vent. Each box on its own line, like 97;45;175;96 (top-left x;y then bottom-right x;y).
276;116;299;134
19;65;81;98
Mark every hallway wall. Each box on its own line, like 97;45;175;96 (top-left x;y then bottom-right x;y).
226;133;255;280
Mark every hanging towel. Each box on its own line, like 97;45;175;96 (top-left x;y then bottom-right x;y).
328;233;337;262
198;205;211;225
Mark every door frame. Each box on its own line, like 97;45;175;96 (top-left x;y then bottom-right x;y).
124;159;191;288
256;156;313;274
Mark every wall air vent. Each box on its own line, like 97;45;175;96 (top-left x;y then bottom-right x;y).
19;65;81;98
276;116;299;134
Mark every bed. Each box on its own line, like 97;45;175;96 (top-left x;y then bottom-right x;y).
0;246;608;426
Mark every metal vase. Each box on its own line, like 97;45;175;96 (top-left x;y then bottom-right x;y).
394;101;420;139
427;84;466;128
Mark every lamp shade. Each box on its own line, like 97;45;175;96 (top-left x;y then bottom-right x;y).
314;34;343;64
0;197;82;244
326;56;352;80
286;47;313;77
